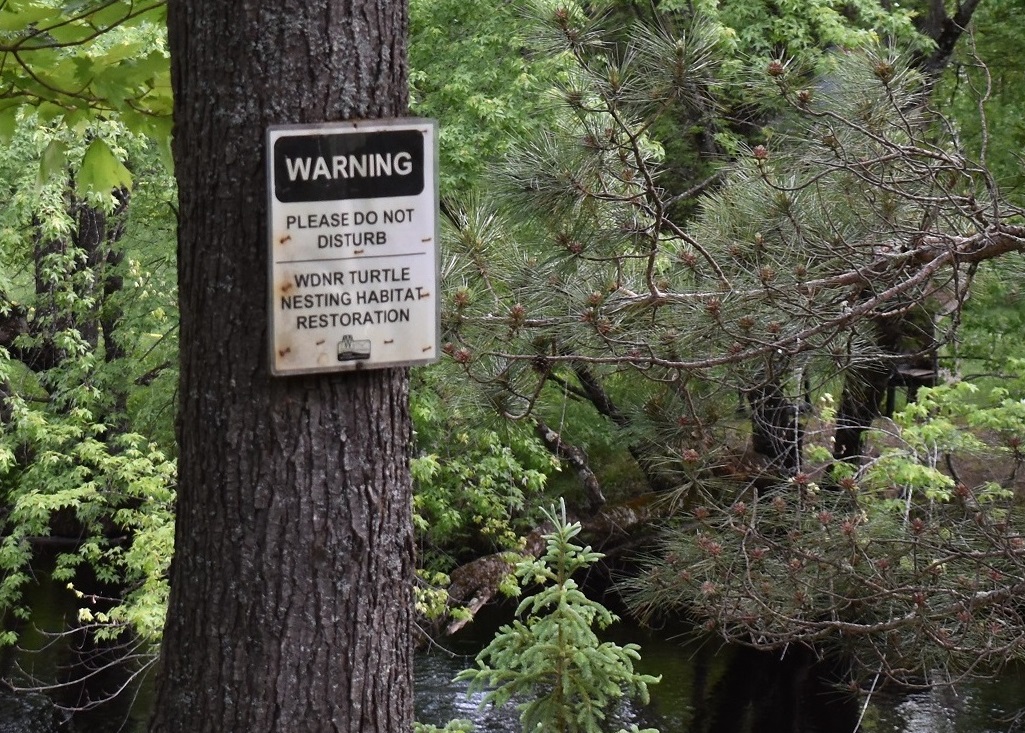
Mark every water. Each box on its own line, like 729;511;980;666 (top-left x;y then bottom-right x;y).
5;577;1023;732
863;677;1025;733
415;624;838;733
415;622;1025;733
4;632;1023;733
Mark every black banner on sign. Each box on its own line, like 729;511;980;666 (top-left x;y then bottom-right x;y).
273;130;425;203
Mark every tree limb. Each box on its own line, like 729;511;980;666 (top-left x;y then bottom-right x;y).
534;416;606;514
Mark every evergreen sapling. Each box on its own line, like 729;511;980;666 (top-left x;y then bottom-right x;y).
457;500;660;733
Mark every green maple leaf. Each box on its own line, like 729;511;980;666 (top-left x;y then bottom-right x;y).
76;138;132;195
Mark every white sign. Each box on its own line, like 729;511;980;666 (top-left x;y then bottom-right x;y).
266;119;439;375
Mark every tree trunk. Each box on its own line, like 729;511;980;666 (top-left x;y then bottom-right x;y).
150;2;414;731
747;379;803;478
834;308;935;463
833;360;890;463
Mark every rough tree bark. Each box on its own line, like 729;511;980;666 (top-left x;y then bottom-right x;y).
747;379;804;478
150;2;414;731
830;1;985;465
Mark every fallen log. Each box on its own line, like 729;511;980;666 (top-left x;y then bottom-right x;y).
443;494;668;635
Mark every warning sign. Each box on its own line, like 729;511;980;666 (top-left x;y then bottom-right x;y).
266;119;439;375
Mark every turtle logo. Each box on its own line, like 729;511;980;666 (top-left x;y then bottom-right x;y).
337;335;371;361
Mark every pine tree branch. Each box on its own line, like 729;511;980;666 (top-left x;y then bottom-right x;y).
473;225;1025;374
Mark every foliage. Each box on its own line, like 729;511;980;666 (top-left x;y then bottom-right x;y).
409;0;567;196
457;500;660;733
0;74;178;658
711;0;926;61
0;0;172;178
441;1;1017;484
414;721;475;733
0;0;1015;714
0;0;571;678
955;261;1025;372
576;0;934;212
937;0;1025;199
436;0;1025;689
626;370;1025;686
411;371;559;568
